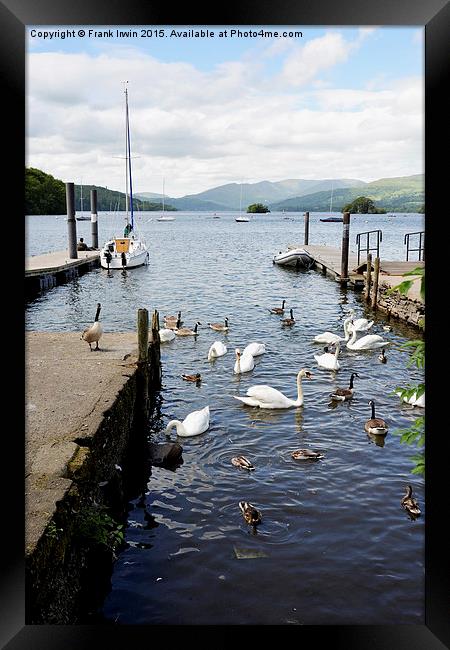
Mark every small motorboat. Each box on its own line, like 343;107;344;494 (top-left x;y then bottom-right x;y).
273;247;314;269
320;217;343;222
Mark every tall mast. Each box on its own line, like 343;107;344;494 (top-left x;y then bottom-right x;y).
126;85;134;231
162;177;165;214
124;83;129;223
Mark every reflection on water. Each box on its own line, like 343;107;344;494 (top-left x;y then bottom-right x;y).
26;211;424;625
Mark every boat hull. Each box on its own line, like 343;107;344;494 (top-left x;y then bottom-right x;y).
100;237;149;269
273;248;314;268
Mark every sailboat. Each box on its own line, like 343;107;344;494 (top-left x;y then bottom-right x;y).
76;180;90;220
100;84;149;269
320;181;343;222
157;178;175;221
235;180;249;222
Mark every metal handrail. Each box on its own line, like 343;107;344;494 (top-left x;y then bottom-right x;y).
356;230;383;265
404;231;424;261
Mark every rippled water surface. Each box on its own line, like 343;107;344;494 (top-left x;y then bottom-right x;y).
26;211;425;625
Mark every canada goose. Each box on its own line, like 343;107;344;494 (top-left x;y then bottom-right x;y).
164;311;183;326
165;316;182;330
330;372;359;401
239;501;262;526
208;317;229;332
231;456;255;470
364;400;388;435
207;341;227;360
291;449;324;460
181;373;202;383
378;349;387;363
158;328;176;342
81;303;103;351
313;315;353;344
233;368;313;409
401;484;421;517
281;309;295;326
346;322;388;350
242;342;266;357
234;348;255;374
347;309;374;332
165;405;210;437
314;342;341;370
269;299;286;315
175;321;201;336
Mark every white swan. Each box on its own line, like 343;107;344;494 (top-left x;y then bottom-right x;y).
242;342;266;357
165;405;210;437
313;315;353;344
395;388;425;408
158;328;176;342
233;368;312;408
314;342;341;370
234;348;255;374
207;341;227;360
346;324;388;350
347;309;374;332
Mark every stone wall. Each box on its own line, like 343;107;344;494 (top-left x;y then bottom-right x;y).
376;283;425;328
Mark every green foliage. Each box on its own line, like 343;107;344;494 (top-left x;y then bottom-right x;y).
75;505;124;554
247;203;270;213
26;167;66;215
45;520;64;540
342;196;386;214
386;266;424;301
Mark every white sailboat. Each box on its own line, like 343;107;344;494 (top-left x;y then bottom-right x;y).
100;83;149;269
235;180;249;222
320;181;343;222
157;178;175;221
76;180;90;220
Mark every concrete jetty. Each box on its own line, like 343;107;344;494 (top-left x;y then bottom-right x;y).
25;250;100;296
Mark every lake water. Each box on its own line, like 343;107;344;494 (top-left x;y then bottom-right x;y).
26;211;425;625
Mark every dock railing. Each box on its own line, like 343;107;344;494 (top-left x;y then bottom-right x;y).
404;231;425;261
356;230;383;266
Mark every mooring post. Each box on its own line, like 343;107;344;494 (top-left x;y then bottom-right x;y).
66;182;77;259
304;211;310;245
365;253;372;302
137;308;149;413
150;309;162;388
371;256;380;309
340;211;350;284
90;189;98;249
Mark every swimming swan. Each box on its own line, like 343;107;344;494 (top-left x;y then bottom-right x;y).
314;342;341;370
242;342;266;357
234;348;255;374
165;405;210;437
233;368;312;408
346;324;388;350
313;315;353;344
347;309;374;332
207;341;227;360
158;328;176;342
395;387;425;408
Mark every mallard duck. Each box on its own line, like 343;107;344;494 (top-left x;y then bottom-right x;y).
181;373;202;383
164;311;183;326
175;321;201;336
233;368;313;408
378;349;387;363
291;449;324;460
269;299;286;315
81;303;103;351
401;484;421;517
239;501;262;526
364;400;388;435
314;342;341;371
165;405;210;437
242;342;266;357
231;456;255;470
330;372;359;401
207;341;227;360
208;317;229;332
281;309;295;326
158;328;176;342
234;348;255;374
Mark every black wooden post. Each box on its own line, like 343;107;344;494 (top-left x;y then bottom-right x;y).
304;211;310;245
66;182;77;259
90;189;98;249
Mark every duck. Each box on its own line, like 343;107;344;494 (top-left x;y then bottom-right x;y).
313;315;353;344
208;317;229;332
401;484;421;517
238;501;262;526
378;349;387;363
330;372;359;401
164;311;183;326
346;323;388;351
281;309;295;326
81;303;103;351
269;299;286;315
234;348;255;374
158;328;176;342
395;387;425;408
231;456;255;471
314;342;341;371
364;400;388;435
181;373;202;383
175;321;201;337
291;449;324;461
242;342;266;357
347;309;374;332
233;368;313;409
207;341;227;361
165;405;210;437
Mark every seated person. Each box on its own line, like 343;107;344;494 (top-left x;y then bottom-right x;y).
77;237;89;251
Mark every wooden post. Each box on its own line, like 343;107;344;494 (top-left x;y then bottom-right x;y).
138;308;149;363
371;257;380;309
137;308;149;420
90;189;98;249
304;211;310;245
365;253;372;302
340;212;350;284
66;182;77;259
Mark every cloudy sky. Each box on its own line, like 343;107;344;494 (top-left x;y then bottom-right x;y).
26;25;424;197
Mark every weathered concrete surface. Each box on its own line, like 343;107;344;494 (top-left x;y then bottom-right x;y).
25;250;100;275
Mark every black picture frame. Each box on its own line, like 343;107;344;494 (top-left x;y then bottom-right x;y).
3;0;448;647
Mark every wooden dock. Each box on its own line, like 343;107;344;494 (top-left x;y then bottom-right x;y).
25;250;100;296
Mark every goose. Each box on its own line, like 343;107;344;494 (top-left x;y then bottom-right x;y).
269;299;286;315
164;311;183;326
347;309;374;332
364;400;388;435
181;373;202;383
239;501;262;526
231;456;255;471
401;484;421;517
281;309;295;326
233;368;313;409
234;348;255;374
346;323;388;351
242;342;266;357
207;341;227;361
314;342;341;371
395;387;425;408
165;405;210;437
330;372;359;401
313;315;353;344
158;328;176;342
175;321;201;337
378;349;387;363
81;303;103;351
208;317;229;332
165;316;182;331
291;449;324;461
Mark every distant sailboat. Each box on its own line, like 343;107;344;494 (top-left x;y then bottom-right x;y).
76;180;90;220
157;178;175;221
320;181;343;222
235;180;249;222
